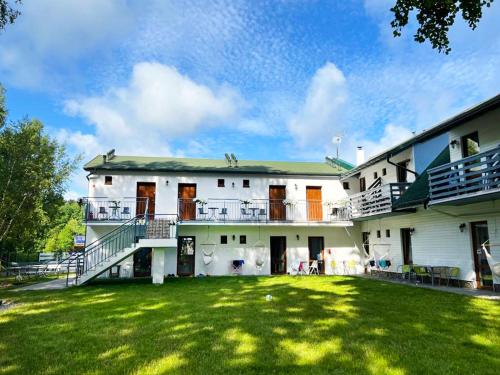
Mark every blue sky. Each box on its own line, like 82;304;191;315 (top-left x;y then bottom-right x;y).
1;0;499;198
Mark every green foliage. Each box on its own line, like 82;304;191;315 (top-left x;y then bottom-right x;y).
0;0;21;31
0;91;77;256
391;0;494;53
44;201;85;253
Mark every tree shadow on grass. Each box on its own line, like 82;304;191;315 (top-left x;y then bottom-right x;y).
0;276;499;374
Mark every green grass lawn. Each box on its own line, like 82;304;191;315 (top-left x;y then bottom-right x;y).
0;276;499;374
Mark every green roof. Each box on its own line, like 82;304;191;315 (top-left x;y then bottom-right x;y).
84;155;353;176
393;146;450;210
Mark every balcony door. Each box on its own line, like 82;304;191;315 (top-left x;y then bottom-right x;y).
471;221;492;290
269;186;286;221
397;161;408;183
270;236;287;274
400;228;413;265
306;186;323;221
177;237;195;276
308;237;325;274
178;183;197;220
137;182;156;218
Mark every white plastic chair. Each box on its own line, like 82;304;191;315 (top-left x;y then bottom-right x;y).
309;260;319;275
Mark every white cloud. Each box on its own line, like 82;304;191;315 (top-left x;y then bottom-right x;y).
287;62;347;148
63;61;243;158
0;0;133;88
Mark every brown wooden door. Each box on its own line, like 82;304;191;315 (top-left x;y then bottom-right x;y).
359;177;366;192
178;184;197;220
306;186;322;221
471;221;492;290
136;182;156;218
269;186;286;221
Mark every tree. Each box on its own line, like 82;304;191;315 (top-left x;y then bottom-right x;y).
0;85;6;127
0;90;77;258
44;201;85;254
0;0;21;31
390;0;495;53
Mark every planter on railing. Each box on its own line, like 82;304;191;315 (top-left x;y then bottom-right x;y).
428;145;500;203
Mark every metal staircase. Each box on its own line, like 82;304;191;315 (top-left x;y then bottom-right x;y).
65;214;177;286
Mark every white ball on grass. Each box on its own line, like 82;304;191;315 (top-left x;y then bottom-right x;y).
265;294;273;301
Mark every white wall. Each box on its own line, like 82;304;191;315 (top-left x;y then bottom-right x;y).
343;147;416;195
359;199;500;282
447;107;500;162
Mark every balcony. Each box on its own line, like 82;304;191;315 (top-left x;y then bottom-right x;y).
177;198;351;224
82;197;149;222
349;183;411;219
428;145;500;205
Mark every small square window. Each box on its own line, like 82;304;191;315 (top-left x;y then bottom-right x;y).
217;179;225;187
239;235;246;244
104;176;112;185
243;179;250;188
382;168;387;176
386;229;391;238
377;230;381;238
343;182;350;189
220;235;228;244
374;172;378;179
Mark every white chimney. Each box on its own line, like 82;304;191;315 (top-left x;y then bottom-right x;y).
356;146;365;166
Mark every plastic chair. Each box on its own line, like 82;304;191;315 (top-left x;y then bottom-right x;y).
399;264;414;281
413;265;431;284
219;208;228;221
98;206;108;220
330;260;337;275
446;267;461;287
197;207;208;220
240;208;251;220
231;260;244;275
121;206;131;219
258;208;267;220
309;260;319;275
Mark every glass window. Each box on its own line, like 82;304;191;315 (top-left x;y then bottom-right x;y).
386;229;391;238
382;168;387;176
243;179;250;188
377;230;381;238
240;235;246;244
220;235;228;244
217;179;225;187
461;132;480;157
343;182;350;189
105;176;112;185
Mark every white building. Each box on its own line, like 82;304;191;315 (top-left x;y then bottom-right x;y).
79;155;362;284
76;93;500;291
342;94;500;290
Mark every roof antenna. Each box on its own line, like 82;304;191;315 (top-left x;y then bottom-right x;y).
332;135;342;159
224;153;232;166
231;153;238;167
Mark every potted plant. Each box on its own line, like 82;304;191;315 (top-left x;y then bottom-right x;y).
193;198;207;205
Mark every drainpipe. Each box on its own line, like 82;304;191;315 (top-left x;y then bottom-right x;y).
386;155;419;178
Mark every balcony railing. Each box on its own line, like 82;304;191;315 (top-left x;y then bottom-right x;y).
428;145;500;204
177;198;351;223
82;197;149;222
350;183;411;218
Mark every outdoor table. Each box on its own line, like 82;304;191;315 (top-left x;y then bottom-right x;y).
208;207;219;220
248;207;260;219
109;202;121;220
428;266;451;286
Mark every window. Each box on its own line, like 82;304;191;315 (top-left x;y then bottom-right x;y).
377;230;381;238
104;176;112;185
220;235;228;244
359;177;366;192
382;168;387;176
386;229;391;238
243;179;250;188
461;131;480;157
343;182;350;190
239;235;247;244
374;172;378;179
217;179;225;187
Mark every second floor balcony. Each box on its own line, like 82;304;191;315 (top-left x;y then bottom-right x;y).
177;198;351;224
349;183;411;219
428;145;500;205
82;197;149;222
